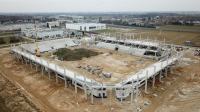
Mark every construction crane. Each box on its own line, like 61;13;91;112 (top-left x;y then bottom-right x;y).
35;42;41;57
34;24;41;57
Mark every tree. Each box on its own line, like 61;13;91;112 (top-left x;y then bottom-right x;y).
0;38;6;44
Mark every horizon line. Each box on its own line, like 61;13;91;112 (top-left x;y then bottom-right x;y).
0;11;200;14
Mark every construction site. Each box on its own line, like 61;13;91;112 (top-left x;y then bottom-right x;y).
0;29;194;111
0;22;200;112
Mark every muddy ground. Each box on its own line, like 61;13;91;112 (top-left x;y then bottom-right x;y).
0;47;200;112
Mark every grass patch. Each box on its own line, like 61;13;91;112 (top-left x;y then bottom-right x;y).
0;30;23;45
0;36;23;45
54;48;100;61
159;25;200;32
93;28;118;34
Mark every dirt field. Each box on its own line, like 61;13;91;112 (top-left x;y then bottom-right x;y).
143;50;200;112
0;74;41;112
0;46;200;112
43;46;155;84
0;49;41;112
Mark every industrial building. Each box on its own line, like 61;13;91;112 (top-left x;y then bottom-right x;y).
47;21;60;29
22;28;64;39
66;23;106;31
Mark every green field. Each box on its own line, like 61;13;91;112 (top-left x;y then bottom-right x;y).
94;26;200;47
0;31;23;45
93;28;119;34
54;48;100;61
159;25;200;32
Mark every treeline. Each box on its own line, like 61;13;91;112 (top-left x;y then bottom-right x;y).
100;20;156;28
0;37;22;45
169;21;195;26
0;15;33;24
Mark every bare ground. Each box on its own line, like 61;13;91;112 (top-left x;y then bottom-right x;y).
143;50;200;112
0;70;41;112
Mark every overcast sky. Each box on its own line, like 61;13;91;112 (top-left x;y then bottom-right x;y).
0;0;199;13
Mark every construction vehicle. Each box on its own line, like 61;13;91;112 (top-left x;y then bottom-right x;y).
35;42;41;57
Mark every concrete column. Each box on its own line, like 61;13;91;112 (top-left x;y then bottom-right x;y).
40;59;43;74
47;62;51;79
145;70;148;94
48;70;51;79
64;77;67;88
160;62;163;82
136;74;139;101
16;54;20;62
36;65;38;71
152;75;155;88
170;67;173;74
101;83;103;103
42;67;44;76
64;69;67;87
84;76;87;99
131;88;133;104
130;80;134;104
120;88;123;103
91;87;94;104
165;67;168;77
56;73;58;83
152;66;156;88
55;65;58;83
159;71;162;82
74;74;77;93
25;59;27;65
30;61;32;69
21;56;23;63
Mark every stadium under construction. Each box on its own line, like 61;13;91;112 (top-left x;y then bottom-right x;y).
10;34;184;104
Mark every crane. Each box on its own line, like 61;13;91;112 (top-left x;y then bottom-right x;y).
34;24;41;57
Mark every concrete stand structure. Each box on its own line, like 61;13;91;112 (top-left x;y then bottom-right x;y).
10;35;183;104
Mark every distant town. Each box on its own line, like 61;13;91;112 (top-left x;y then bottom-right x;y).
1;12;200;28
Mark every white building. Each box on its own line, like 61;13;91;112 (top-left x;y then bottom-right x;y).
66;23;106;32
35;30;63;39
47;21;60;29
